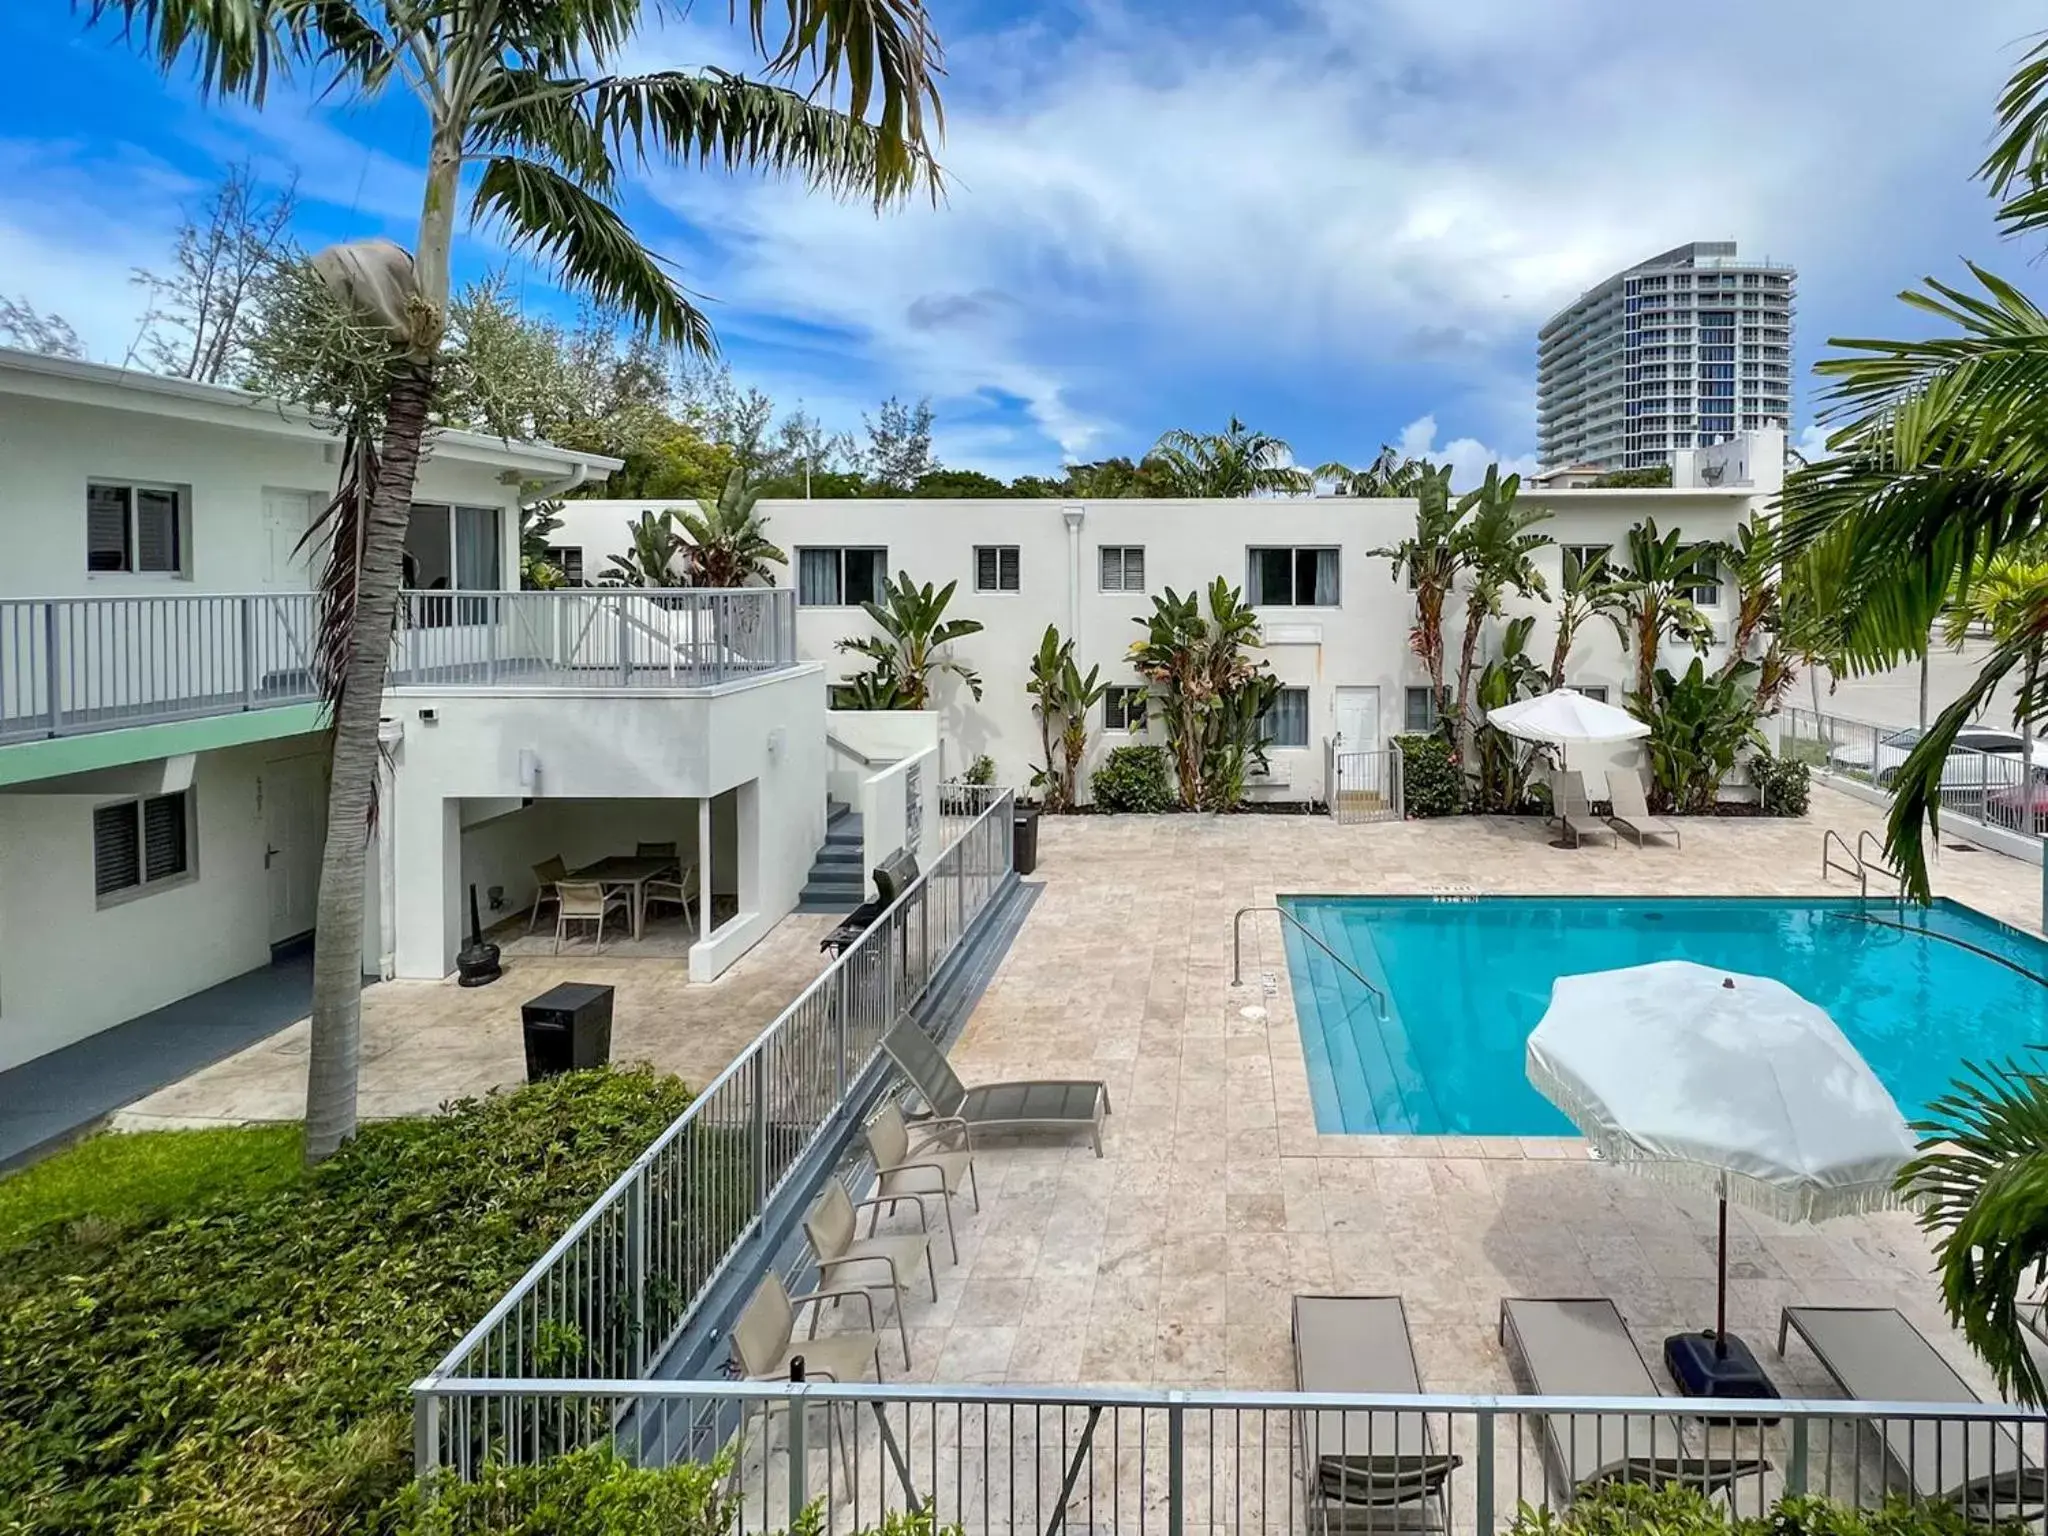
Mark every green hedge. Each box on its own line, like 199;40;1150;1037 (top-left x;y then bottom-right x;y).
1752;750;1812;817
1091;743;1176;813
1510;1482;2026;1536
1394;733;1462;817
0;1067;693;1536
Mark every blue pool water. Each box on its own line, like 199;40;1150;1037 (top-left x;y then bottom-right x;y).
1278;896;2048;1136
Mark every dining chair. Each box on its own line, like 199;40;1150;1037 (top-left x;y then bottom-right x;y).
553;880;631;954
527;855;569;935
804;1180;936;1366
642;862;697;928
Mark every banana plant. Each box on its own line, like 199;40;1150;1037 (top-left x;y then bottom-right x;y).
677;468;785;588
1450;466;1551;758
837;571;984;709
1549;546;1628;690
1026;624;1077;810
1370;463;1465;732
1473;615;1549;811
604;510;685;587
1056;655;1110;811
1615;519;1723;707
1128;578;1271;810
1640;657;1766;813
833;659;911;710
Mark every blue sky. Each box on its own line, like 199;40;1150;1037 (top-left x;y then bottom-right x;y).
0;1;2037;480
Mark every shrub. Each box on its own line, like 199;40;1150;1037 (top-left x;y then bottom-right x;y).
0;1067;694;1536
963;753;996;786
1752;749;1811;817
1509;1483;2028;1536
1091;743;1176;813
1394;733;1462;817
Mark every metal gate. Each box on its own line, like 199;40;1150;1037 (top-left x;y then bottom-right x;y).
1326;744;1403;823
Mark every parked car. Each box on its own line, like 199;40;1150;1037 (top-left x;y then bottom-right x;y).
1829;725;2032;791
1987;778;2048;834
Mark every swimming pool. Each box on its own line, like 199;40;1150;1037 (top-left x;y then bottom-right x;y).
1277;896;2048;1136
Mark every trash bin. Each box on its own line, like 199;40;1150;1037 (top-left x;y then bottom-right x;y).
1013;806;1040;876
521;982;615;1082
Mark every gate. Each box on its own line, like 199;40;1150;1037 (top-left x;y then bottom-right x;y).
1326;743;1402;823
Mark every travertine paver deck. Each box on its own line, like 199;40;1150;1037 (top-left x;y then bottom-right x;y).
114;910;834;1127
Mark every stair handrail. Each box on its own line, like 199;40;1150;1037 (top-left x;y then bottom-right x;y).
1820;828;1868;898
826;734;887;769
1856;830;1905;899
1232;905;1387;1020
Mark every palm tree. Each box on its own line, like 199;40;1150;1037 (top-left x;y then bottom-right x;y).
1127;579;1268;809
1548;545;1628;691
1316;445;1436;497
1370;463;1464;731
1150;416;1311;497
837;571;983;708
677;469;785;587
1450;467;1550;755
1942;552;2048;823
87;0;943;1161
604;509;685;586
1614;518;1720;707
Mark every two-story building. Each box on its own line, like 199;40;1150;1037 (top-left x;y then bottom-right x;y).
0;348;829;1074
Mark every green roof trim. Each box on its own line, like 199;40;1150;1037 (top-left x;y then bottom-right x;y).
0;705;329;786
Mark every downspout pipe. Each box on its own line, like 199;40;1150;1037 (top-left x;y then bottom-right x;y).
1062;505;1085;641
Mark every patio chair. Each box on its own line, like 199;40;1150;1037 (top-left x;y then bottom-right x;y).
1294;1295;1460;1532
1553;772;1615;849
553;879;631;954
882;1016;1111;1157
1606;772;1683;849
730;1270;884;1487
1499;1297;1770;1500
863;1099;978;1264
804;1180;938;1367
527;855;568;935
642;862;697;927
1778;1306;2048;1517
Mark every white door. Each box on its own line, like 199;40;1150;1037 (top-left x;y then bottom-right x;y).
263;754;327;945
1334;686;1381;751
263;490;321;589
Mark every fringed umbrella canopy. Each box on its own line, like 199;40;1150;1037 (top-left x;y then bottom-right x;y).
1488;688;1650;747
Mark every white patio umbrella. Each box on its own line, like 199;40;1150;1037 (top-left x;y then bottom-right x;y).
1526;959;1918;1394
1487;687;1650;760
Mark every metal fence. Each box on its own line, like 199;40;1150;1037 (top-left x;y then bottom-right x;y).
0;592;319;743
425;790;1016;1396
412;1377;2048;1535
1324;741;1404;824
390;588;799;690
1779;707;2040;838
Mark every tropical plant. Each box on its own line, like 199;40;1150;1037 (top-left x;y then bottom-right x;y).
1508;1480;2023;1536
1722;520;1796;710
1149;416;1311;497
1548;545;1628;691
1750;749;1811;817
85;0;944;1163
1025;625;1075;809
962;753;996;787
676;468;785;588
838;572;983;709
1470;615;1549;812
1370;462;1465;733
519;500;566;589
832;662;912;711
1056;656;1110;811
1127;579;1273;810
604;510;686;587
1450;466;1551;755
1090;744;1175;813
1392;733;1461;817
1315;444;1437;497
1204;671;1282;812
1641;657;1767;814
1615;518;1721;708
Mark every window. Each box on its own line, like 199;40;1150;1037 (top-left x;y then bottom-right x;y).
94;791;193;903
87;481;184;574
1562;544;1611;582
1678;545;1721;606
1404;687;1437;733
543;545;585;585
974;545;1020;593
1099;545;1145;592
797;546;888;606
405;503;502;591
1577;684;1611;704
1247;546;1339;606
1103;686;1147;732
1258;687;1309;749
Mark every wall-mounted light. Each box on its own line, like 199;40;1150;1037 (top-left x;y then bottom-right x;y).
766;726;786;762
518;749;542;790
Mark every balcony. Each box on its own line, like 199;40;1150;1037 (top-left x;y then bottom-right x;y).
0;588;799;746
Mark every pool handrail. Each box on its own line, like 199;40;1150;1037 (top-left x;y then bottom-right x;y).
1232;903;1389;1020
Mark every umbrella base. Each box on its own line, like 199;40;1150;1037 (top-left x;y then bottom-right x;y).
1664;1330;1780;1401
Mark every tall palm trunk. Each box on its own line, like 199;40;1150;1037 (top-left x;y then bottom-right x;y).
1452;591;1488;757
1634;599;1660;704
1417;578;1448;723
305;364;433;1159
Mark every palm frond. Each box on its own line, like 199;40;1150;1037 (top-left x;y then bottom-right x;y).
1982;32;2048;236
469;69;618;192
471;156;713;354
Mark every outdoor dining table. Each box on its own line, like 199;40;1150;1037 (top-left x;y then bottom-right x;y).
567;855;677;941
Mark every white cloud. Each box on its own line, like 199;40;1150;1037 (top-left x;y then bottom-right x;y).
1396;414;1542;489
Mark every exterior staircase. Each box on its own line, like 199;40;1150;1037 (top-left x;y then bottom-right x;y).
796;800;866;913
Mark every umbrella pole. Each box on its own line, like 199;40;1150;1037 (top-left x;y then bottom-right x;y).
1715;1194;1729;1358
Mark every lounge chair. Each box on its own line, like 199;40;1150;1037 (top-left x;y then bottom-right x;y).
1778;1306;2048;1517
1500;1297;1770;1500
1553;772;1615;850
1294;1295;1460;1532
1606;772;1683;849
882;1016;1111;1157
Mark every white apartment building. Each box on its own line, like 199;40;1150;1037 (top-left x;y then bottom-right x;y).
1538;242;1795;472
554;429;1785;811
0;348;831;1073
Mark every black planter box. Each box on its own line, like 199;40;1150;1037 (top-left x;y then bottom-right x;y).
521;982;615;1081
1013;807;1040;875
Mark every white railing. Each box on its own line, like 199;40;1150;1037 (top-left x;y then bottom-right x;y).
1325;740;1404;824
1780;707;2040;839
423;790;1016;1392
0;592;320;743
410;1376;2048;1535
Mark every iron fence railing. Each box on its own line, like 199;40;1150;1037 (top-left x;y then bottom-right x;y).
1780;707;2040;838
1324;741;1404;823
425;790;1017;1394
0;592;319;743
411;1376;2048;1535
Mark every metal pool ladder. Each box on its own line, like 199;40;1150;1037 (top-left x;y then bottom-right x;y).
1820;829;1904;901
1232;905;1388;1019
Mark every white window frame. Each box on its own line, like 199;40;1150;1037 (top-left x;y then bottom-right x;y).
1258;686;1311;749
93;789;197;907
1103;686;1147;733
797;546;889;607
973;545;1021;594
86;479;189;577
1677;544;1722;607
1099;545;1146;593
1247;545;1341;608
1561;544;1611;581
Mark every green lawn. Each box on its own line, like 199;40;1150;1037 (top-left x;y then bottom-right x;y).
0;1123;306;1250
